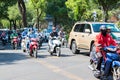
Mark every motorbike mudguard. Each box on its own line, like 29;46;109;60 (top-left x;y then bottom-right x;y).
112;61;120;67
33;45;37;49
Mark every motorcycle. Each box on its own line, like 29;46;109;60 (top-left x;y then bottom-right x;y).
12;37;18;49
88;45;120;80
21;38;27;52
1;35;8;45
61;36;67;48
29;38;38;58
48;36;61;57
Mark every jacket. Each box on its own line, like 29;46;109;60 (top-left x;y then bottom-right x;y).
95;33;117;53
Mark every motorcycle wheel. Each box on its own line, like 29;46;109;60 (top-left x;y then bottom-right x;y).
48;45;53;55
15;43;17;50
56;47;61;57
33;48;37;58
23;49;26;52
113;66;120;80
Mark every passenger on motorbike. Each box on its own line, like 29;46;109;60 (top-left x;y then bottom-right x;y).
58;28;66;46
94;25;118;79
58;28;65;38
106;27;117;39
10;30;18;44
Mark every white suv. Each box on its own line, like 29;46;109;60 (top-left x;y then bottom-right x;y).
68;22;120;54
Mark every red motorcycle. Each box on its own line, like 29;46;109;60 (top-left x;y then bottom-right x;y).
12;37;18;49
29;38;38;58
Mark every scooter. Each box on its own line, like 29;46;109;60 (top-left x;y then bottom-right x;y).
29;38;38;58
21;38;26;52
48;36;61;57
12;37;18;49
61;36;67;48
88;45;120;80
1;35;8;45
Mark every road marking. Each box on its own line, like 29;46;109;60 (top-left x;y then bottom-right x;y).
35;58;83;80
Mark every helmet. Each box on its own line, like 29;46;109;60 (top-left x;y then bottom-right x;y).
12;30;16;33
100;25;107;36
100;25;106;30
106;26;111;30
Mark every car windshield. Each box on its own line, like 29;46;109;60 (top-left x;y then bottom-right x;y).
92;23;120;32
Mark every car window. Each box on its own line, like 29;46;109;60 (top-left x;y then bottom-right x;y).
74;24;80;32
79;24;85;32
92;23;120;32
84;24;91;33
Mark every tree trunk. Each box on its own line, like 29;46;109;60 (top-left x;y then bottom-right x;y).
18;0;27;27
9;20;12;30
13;20;16;30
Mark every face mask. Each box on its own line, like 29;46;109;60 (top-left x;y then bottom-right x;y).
101;30;107;36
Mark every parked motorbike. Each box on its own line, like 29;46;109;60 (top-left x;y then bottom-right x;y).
29;38;38;58
88;45;120;80
48;36;61;57
12;37;18;49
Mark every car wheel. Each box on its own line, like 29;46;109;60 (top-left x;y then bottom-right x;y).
71;41;80;54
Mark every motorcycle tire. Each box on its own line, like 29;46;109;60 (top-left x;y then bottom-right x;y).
56;47;61;57
15;43;17;50
33;48;37;58
23;49;26;52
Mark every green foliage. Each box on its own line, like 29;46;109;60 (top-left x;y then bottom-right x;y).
1;19;9;28
46;0;68;25
65;0;88;21
7;4;21;20
0;0;17;19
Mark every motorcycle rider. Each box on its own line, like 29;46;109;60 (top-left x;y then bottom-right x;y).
10;30;18;44
48;26;58;52
1;31;7;45
94;25;118;79
26;28;38;51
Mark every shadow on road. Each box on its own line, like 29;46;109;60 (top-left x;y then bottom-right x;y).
60;54;75;57
75;51;90;56
0;52;28;65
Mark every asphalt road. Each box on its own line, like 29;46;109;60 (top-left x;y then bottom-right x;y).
0;42;98;80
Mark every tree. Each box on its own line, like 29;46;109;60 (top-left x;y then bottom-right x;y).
18;0;27;27
65;0;88;21
0;0;17;19
94;0;120;22
7;4;21;30
46;0;68;26
30;0;47;30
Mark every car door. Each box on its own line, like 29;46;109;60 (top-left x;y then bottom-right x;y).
74;23;86;49
81;24;93;49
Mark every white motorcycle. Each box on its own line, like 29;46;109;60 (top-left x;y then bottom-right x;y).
48;36;61;57
21;37;27;52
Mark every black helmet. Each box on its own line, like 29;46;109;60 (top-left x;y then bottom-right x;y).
100;25;107;36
